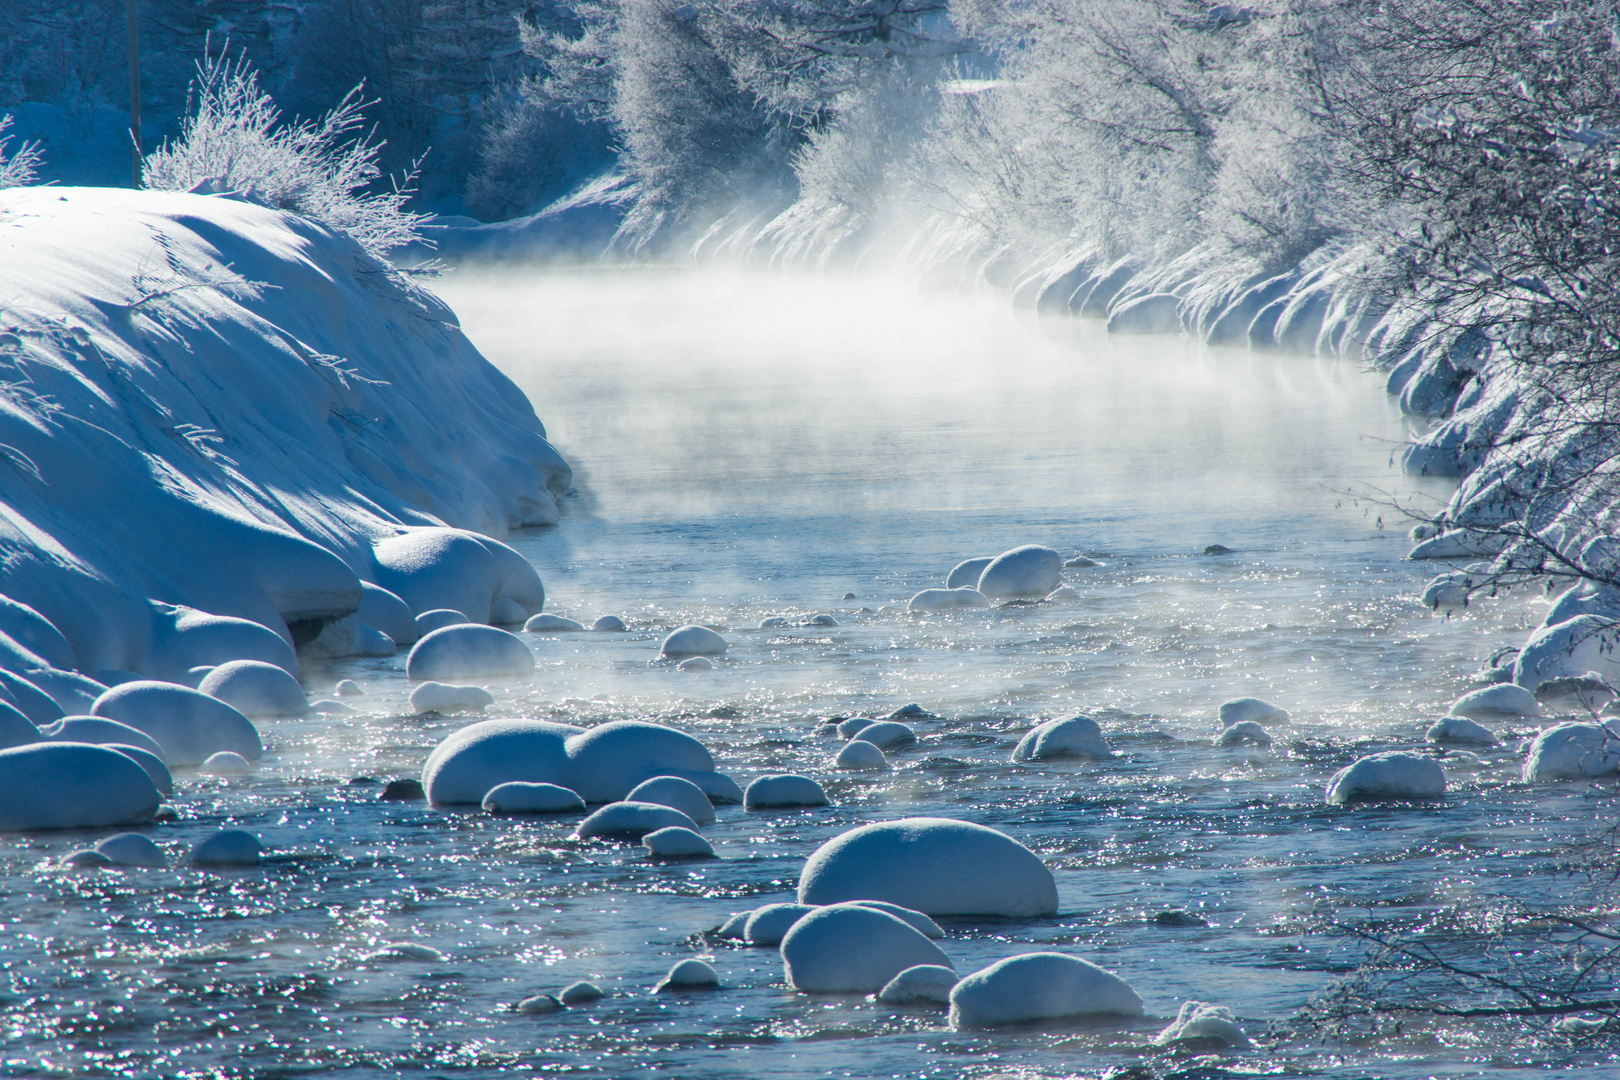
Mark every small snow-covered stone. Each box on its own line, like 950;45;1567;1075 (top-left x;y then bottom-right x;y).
1522;721;1620;780
662;625;727;657
798;818;1058;917
744;774;828;810
655;959;719;991
759;617;790;628
560;981;603;1004
1064;556;1099;568
977;545;1063;601
490;598;529;625
0;742;160;830
191;829;261;867
1325;752;1446;804
1515;615;1620;689
684;770;745;804
808;614;839;627
525;614;585;633
64;849;112;869
835;739;889;770
577;801;700;839
197;660;308;717
365;943;446;962
335;679;364;697
677;657;712;672
908;587;991;612
1218;698;1289;726
948;953;1144;1029
878;964;958;1004
888;704;935;720
410;682;494;715
715;911;751;939
1011;716;1111;761
592;616;627;632
780;904;953;993
627;776;716;825
744;903;817;946
644;826;715;858
1045;585;1081;602
514;994;560;1014
406;625;535;681
1217;721;1273;748
851;720;915;749
836;717;875;739
1449;684;1540;719
92;681;262;766
95;833;166;868
308;699;354;714
1426;716;1499;745
415;609;470;635
1153;1001;1252;1048
482;781;586;814
201;751;254;775
41;716;166;760
946;557;994;589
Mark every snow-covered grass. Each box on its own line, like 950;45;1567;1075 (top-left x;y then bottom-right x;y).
0;114;42;188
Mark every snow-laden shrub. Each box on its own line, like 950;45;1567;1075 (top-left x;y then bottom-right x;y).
142;49;426;261
0;115;43;188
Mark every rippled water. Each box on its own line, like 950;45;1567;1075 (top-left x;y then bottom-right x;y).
4;267;1614;1079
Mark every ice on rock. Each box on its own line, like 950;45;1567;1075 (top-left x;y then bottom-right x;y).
335;680;364;697
1218;698;1289;726
744;903;818;945
1011;716;1112;761
678;657;712;672
1522;722;1620;780
515;994;560;1014
560;981;603;1004
908;587;991;612
525;614;585;633
105;745;174;795
835;739;889;771
1426;716;1499;745
410;682;494;715
878;964;958;1004
780;904;953;993
744;774;829;809
0;701;38;750
798;818;1059;917
483;781;587;814
643;826;715;858
1515;616;1620;689
977;545;1063;601
577;801;700;838
372;528;545;627
198;660;308;718
0;743;161;830
201;751;254;775
850;721;915;749
1325;752;1446;804
626;776;717;824
41;717;166;760
1217;720;1273;748
92;681;262;766
421;719;579;804
490;598;529;625
406;625;534;681
948;953;1144;1029
562;720;719;803
655;959;719;991
416;609;470;635
1449;683;1540;719
661;625;727;657
95;832;166;868
946;557;994;589
190;829;261;867
359;582;418;647
1153;1001;1253;1048
592;616;627;632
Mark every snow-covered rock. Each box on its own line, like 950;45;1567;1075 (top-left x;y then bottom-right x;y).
948;952;1143;1028
359;582;418;647
977;546;1063;601
0;742;161;830
850;720;915;749
798;818;1058;916
946;557;994;589
1045;585;1080;602
715;911;752;939
808;613;838;627
759;617;790;628
685;770;745;804
308;699;354;714
409;682;494;715
592;616;627;632
878;964;958;1005
563;720;719;803
107;745;173;795
1515;616;1620;689
0;701;39;750
835;739;889;770
1217;721;1272;748
1218;698;1289;726
416;609;470;635
627;775;716;824
655;959;719;991
1449;683;1541;719
643;826;715;858
92;681;262;766
661;625;727;657
678;657;712;672
1064;556;1099;568
1535;672;1616;709
525;614;585;633
1522;722;1620;780
559;981;603;1004
421;718;580;804
850;901;945;938
190;830;261;867
197;660;308;717
744;774;828;809
780;904;953;993
1325;752;1446;804
1153;1001;1252;1048
372;528;546;627
836;717;875;738
907;587;991;612
406;625;534;680
482;781;586;814
744;903;817;946
514;994;560;1014
95;832;166;868
1011;716;1111;761
576;801;701;838
201;750;254;775
335;680;364;696
1421;571;1477;610
40;716;166;760
1426;716;1499;745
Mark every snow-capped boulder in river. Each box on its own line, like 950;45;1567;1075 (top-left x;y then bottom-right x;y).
1325;752;1446;804
849;721;915;750
1153;1001;1253;1048
744;774;829;809
976;546;1063;601
1218;698;1289;726
359;582;418;647
655;959;719;992
0;742;161;830
563;720;720;803
626;776;717;825
835;739;889;770
780;904;953;993
1514;616;1620;689
416;609;470;635
946;557;994;589
96;832;167;868
879;964;959;1004
660;625;727;657
1011;716;1111;761
744;903;817;946
592;616;628;632
482;781;586;814
1426;716;1499;745
1217;720;1273;748
1521;722;1620;780
372;528;545;627
410;682;494;715
198;660;308;718
908;587;991;612
108;745;173;795
643;825;715;859
798;818;1058;917
948;953;1144;1029
406;625;534;680
577;801;699;838
191;830;261;867
1448;683;1541;719
92;681;262;766
525;614;585;633
421;718;580;804
41;717;166;760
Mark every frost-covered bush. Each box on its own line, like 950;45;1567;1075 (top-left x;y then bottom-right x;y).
466;90;617;221
142;49;426;261
0;115;42;188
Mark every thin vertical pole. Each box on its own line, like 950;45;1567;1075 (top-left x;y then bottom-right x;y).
127;0;142;187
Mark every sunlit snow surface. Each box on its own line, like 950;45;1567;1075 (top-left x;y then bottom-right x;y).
4;266;1612;1079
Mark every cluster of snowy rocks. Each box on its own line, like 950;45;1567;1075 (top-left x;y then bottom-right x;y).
906;544;1095;612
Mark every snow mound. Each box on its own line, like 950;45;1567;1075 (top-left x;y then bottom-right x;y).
1522;722;1620;780
1217;720;1272;748
626;776;716;824
661;625;727;656
1426;716;1499;745
1218;698;1289;726
1449;684;1540;719
482;781;586;814
421;718;579;804
191;830;261;867
655;959;719;991
780;904;953;993
592;616;627;632
416;610;470;635
359;583;418;647
1515;616;1620;689
908;587;991;612
850;721;915;749
96;832;166;868
835;739;889;770
948;952;1144;1029
201;751;254;775
1325;752;1446;803
878;964;958;1004
1153;1001;1252;1048
372;528;545;626
744;903;818;946
563;720;719;802
41;716;165;760
977;546;1063;601
946;557;994;589
744;774;829;809
577;801;700;838
525;614;584;633
1011;716;1111;761
643;826;715;858
406;624;534;680
92;681;262;766
798;818;1058;916
198;660;308;717
0;701;40;749
0;742;161;830
410;682;494;715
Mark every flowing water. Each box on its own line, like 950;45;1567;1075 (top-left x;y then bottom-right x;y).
3;266;1614;1079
